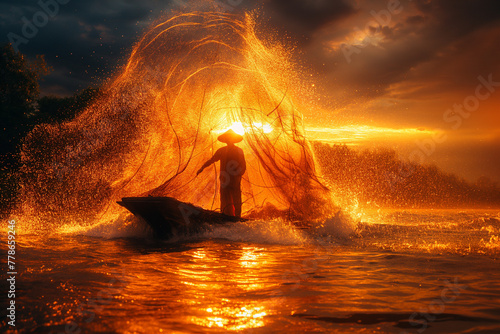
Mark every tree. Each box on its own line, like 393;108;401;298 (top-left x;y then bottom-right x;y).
36;87;101;124
0;43;50;213
0;44;103;214
0;43;50;157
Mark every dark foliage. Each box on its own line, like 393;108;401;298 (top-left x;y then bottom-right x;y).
36;87;101;124
0;44;50;157
0;44;100;213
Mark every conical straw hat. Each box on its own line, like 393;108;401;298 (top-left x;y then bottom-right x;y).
218;129;243;143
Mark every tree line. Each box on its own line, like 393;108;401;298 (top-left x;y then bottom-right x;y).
1;43;100;214
313;142;500;208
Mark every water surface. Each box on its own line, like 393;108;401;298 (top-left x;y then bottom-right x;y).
2;209;500;333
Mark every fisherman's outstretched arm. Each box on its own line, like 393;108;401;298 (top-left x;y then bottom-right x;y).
197;158;215;175
196;150;222;175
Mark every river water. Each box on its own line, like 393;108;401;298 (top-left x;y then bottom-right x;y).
2;209;500;333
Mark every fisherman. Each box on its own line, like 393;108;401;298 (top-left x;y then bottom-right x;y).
197;129;246;218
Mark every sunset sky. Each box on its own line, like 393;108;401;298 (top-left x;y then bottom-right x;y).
1;0;499;183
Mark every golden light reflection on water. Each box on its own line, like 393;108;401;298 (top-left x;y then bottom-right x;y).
171;245;275;331
239;246;266;268
190;304;267;331
13;230;500;333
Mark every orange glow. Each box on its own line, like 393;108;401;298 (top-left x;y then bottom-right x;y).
231;122;246;136
20;11;333;230
191;305;267;330
216;121;274;136
306;125;436;145
239;246;267;268
168;245;274;331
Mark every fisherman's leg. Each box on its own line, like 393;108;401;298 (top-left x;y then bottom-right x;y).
220;186;234;216
233;181;242;218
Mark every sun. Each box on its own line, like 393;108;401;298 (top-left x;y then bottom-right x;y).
231;122;246;136
217;122;273;136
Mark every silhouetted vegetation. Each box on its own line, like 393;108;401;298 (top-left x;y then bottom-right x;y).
314;142;500;208
0;44;100;213
37;87;101;124
1;44;50;157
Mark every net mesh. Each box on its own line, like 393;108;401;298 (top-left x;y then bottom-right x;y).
20;11;334;229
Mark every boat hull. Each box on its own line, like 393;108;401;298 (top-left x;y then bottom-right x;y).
117;197;244;238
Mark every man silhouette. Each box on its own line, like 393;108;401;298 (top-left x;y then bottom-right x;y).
197;129;246;217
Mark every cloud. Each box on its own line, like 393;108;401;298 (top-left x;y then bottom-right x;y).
260;0;356;44
1;0;498;99
317;0;500;102
1;0;161;95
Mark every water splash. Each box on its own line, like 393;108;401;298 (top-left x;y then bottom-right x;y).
199;220;309;245
19;11;336;234
355;210;500;256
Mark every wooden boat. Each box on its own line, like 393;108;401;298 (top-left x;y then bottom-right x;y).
117;196;245;238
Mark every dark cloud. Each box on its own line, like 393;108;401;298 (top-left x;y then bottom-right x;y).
413;0;433;14
0;0;163;95
405;15;425;25
0;0;357;95
316;0;500;104
430;0;500;37
1;0;499;97
260;0;356;44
